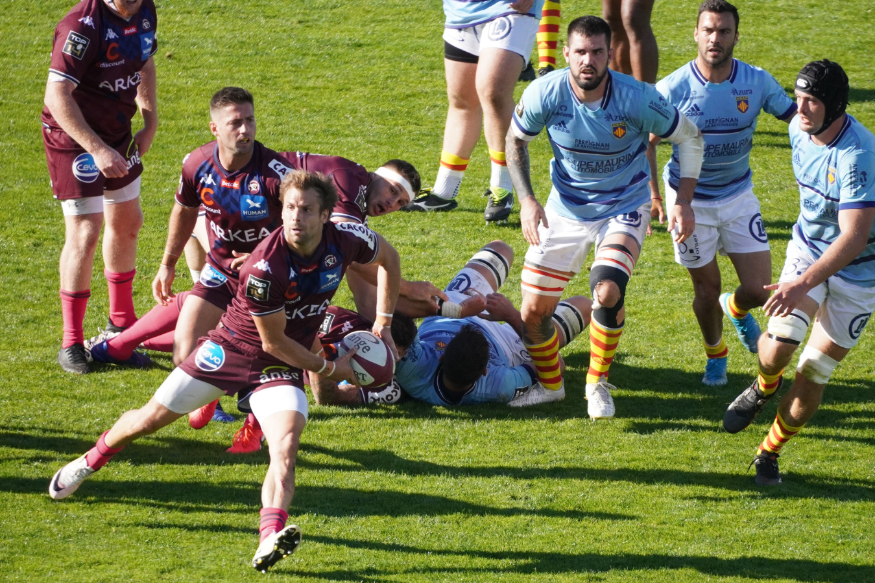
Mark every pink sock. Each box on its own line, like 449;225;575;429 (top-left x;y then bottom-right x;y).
259;507;289;542
84;431;125;470
141;330;175;353
106;291;189;359
248;413;261;432
60;289;91;348
105;269;137;328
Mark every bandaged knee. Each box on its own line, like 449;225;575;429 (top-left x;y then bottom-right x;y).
796;345;839;385
470;248;510;288
589;244;632;328
521;265;570;297
552;301;587;345
767;310;810;346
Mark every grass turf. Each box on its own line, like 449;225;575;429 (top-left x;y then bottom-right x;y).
1;0;874;580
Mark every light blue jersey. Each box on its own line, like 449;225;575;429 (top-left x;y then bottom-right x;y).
443;0;544;29
657;59;796;201
395;317;536;406
790;115;875;287
513;69;680;221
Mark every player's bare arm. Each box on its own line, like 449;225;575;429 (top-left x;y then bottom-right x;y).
764;206;875;317
506;131;547;246
133;57;158;156
369;231;402;361
44;79;128;179
646;133;665;234
152;203;199;304
663;117;704;243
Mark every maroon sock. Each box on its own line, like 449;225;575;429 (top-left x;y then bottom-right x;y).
105;269;137;328
106;296;183;359
84;431;125;470
259;507;289;542
60;289;91;348
248;413;261;432
141;330;175;353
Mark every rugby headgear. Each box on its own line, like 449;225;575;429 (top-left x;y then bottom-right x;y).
795;60;849;135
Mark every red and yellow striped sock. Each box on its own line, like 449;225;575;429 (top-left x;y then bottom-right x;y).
586;319;623;384
757;368;784;396
704;338;728;359
726;293;749;319
440;151;469;172
537;0;561;70
525;331;563;391
758;412;804;455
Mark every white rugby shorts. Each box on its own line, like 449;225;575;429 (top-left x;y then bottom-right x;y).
665;184;770;268
778;240;875;348
443;13;538;62
60;176;142;216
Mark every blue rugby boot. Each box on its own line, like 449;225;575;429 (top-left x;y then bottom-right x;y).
702;357;728;386
719;292;760;353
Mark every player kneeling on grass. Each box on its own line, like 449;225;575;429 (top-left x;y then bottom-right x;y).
48;170;402;573
721;61;875;486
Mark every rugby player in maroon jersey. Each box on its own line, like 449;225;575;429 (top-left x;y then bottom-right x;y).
49;170;402;573
43;0;158;374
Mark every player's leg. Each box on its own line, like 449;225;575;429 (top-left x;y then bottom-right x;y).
553;295;592;348
719;250;771;353
536;0;561;75
173;294;226;366
602;0;631;74
687;259;730;386
462;239;513;291
102;180;145;330
619;0;657;83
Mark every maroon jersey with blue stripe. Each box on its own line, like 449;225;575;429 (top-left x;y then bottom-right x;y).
216;222;380;363
41;0;158;143
176;141;294;277
281;152;372;224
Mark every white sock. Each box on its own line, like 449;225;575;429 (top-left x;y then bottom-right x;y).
432;166;465;200
491;161;513;192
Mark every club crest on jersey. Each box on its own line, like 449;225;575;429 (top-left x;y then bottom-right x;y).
736;96;749;113
195;341;225;372
828;166;837;184
199;264;228;288
324;255;337;268
246;274;271;301
248;179;260;194
612;123;627;139
62;31;90;60
319;267;342;292
435;341;447;351
515;101;524;117
142;19;151;30
241;195;269;221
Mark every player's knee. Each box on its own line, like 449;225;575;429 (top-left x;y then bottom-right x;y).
269;431;300;465
552;300;589;346
69;221;102;253
602;5;623;27
520;300;554;331
796;345;840;385
766;310;810;347
592;280;621;308
691;279;721;307
738;284;770;308
476;81;511;111
622;7;651;35
590;243;633;310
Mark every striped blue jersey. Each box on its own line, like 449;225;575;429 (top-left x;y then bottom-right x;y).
790;115;875;287
657;59;796;201
395;317;536;406
443;0;544;28
512;69;680;221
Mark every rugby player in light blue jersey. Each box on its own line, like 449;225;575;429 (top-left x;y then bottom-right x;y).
649;1;797;387
721;60;875;486
507;16;704;419
392;240;592;407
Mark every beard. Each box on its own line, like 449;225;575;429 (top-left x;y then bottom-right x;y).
701;45;735;69
573;65;609;92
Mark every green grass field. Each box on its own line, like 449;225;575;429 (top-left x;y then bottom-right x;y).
2;0;874;580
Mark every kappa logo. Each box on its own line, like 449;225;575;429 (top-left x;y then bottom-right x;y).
736;96;750;113
612;122;627;139
849;313;871;340
268;159;293;177
248;179;260;194
253;259;272;273
684;103;704;117
340;321;354;333
105;29;118;40
78;16;95;28
201;174;216;186
246;274;271;301
62;31;90;60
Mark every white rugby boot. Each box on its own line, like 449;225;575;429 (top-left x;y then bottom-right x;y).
252;524;302;572
508;382;565;407
585;378;616;420
48;454;95;500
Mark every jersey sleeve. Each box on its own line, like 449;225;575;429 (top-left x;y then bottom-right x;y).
511;82;549;142
240;259;287;317
335;222;380;265
485;364;538;403
174;153;201;208
838;148;875;210
331;168;367;223
639;83;680;138
47;14;100;86
762;73;797;121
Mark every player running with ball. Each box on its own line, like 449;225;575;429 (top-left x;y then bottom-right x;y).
507;16;703;419
48;170;402;572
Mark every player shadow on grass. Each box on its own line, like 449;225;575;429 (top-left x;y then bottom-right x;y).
295;535;875;582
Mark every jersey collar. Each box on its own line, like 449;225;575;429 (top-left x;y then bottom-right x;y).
567;70;613;113
211;141;259;179
433;364;474;406
690;58;738;86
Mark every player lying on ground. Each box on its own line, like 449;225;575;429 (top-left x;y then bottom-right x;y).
720;60;875;486
648;0;797;386
49;170;402;573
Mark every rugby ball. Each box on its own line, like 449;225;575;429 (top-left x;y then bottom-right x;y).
337;331;395;388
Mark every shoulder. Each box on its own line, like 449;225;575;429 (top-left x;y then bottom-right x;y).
657;64;692;93
838;117;875;163
332;220;378;249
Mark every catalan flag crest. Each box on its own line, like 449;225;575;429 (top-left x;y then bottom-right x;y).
736;96;749;113
612;122;627;139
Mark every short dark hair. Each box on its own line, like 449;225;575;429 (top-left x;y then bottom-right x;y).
697;0;739;31
210;87;254;113
279;169;338;213
381;159;421;195
442;324;490;387
567;15;612;48
390;312;418;351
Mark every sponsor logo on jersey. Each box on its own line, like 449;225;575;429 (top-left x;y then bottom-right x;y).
195;341;225;372
648;97;672;120
198;264;228;288
284;280;299;302
142;18;151;30
574;138;609;151
684;103;704;117
124;26;137;35
736;96;750;113
221;178;240;189
140;31;154;60
209;222;272;243
828;166;837;184
259;365;299;384
268;159;293;177
612;122;627;139
78;16;95;28
253;259;272;273
62;31;90;60
849;313;871;340
287;299;330;320
248;179;260;194
319;311;336;334
552;120;570;134
104;42;120;62
245;274;271;301
98;72;141;92
704;116;739;128
731;88;753;95
334;221;376;249
485;16;512;41
324;255;337;267
319;267;342;292
72;153;100;183
241;195;269;221
748;213;767;243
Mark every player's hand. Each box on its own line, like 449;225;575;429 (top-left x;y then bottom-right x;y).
152;264;176;305
763;280;810;317
667;202;695;243
230;251;251;270
510;0;535;14
459;289;487;318
647;198;665;236
372;322;400;362
520;197;548;246
133;126;156;157
479;292;516;322
93;144;129;179
405;280;447;302
328;348;362;388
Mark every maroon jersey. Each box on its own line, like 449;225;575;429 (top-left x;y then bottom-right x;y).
41;0;158;143
175;141;291;277
215;222;380;364
281;152;371;224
